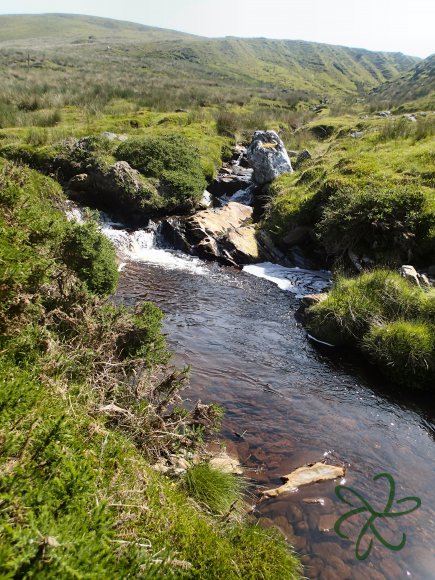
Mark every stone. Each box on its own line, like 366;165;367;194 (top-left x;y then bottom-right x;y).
400;264;420;286
296;149;311;163
209;450;243;475
224;225;260;263
262;462;345;498
101;131;118;140
246;130;293;185
300;293;328;308
186;202;253;241
302;497;325;505
351;131;365;138
418;273;431;287
197;189;213;210
318;514;337;532
67;173;90;191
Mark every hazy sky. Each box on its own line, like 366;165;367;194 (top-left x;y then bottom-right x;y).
0;0;433;57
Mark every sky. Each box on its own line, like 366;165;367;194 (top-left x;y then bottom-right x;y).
0;0;433;58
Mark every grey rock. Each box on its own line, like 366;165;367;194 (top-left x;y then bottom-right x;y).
197;189;212;210
246;130;293;185
101;131;118;140
296;149;312;163
418;273;431;287
400;264;420;285
376;111;392;117
351;131;365;139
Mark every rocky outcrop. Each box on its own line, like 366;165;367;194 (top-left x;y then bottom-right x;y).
162;202;281;266
246;130;293;185
400;264;430;287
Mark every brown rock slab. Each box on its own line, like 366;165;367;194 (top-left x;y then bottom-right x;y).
262;462;345;498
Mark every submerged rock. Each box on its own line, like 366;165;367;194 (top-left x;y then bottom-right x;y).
246;130;293;185
262;462;345;498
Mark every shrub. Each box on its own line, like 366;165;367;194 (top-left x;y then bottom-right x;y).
117;302;169;367
363;320;435;389
116;134;206;207
116;133;201;178
183;463;245;514
57;135;116;171
61;221;119;296
316;185;433;263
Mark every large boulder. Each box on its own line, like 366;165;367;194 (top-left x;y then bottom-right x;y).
161;202;282;266
246;130;293;185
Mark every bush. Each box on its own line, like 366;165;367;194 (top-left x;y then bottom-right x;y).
316;185;433;263
183;463;245;514
363;320;435;389
61;221;119;296
116;133;201;177
116;133;206;207
117;302;169;367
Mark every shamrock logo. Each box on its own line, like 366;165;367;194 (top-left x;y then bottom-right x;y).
334;472;421;561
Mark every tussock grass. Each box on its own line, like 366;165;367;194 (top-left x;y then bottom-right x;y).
307;270;435;389
183;463;246;515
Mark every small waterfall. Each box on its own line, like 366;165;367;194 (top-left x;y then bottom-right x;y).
65;207;208;274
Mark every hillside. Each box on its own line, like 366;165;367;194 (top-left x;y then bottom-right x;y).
0;13;194;45
370;53;435;109
0;13;419;98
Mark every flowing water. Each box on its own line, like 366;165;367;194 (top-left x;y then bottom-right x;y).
97;212;435;579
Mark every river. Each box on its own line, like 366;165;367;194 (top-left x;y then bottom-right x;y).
99;215;435;579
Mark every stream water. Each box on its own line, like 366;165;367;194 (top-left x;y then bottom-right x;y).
95;212;435;579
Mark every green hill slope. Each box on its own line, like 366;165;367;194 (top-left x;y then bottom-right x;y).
370;54;435;108
0;13;419;97
0;13;195;45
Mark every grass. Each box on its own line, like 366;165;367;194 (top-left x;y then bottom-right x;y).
183;463;246;515
306;270;435;389
0;157;302;578
264;112;435;268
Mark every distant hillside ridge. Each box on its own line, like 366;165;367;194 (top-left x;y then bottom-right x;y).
0;13;420;97
370;53;435;108
0;13;196;44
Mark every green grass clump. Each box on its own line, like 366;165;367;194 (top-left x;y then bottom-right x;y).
306;270;435;389
116;133;207;207
183;463;245;514
0;142;59;172
317;184;433;262
362;320;435;389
